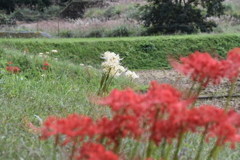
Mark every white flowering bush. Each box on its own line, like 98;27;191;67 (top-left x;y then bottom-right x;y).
98;51;139;96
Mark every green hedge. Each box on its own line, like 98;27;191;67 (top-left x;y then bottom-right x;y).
1;33;240;69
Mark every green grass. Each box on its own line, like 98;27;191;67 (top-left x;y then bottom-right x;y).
1;33;240;70
0;46;138;159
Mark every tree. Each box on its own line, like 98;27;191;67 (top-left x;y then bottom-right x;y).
0;0;52;13
0;0;15;14
139;0;225;34
17;0;52;11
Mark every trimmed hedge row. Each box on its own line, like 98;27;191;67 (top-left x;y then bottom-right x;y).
1;34;240;70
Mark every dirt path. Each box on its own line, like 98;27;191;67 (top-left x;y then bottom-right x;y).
135;70;240;111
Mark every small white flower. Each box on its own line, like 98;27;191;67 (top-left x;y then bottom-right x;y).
51;50;58;53
54;58;58;61
131;71;139;79
46;52;50;54
125;70;139;79
80;63;84;66
41;74;45;77
115;72;121;77
39;53;43;55
34;115;43;124
117;66;126;72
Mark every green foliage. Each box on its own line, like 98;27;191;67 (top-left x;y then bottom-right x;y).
139;0;225;34
83;7;106;19
0;0;15;14
85;29;105;38
10;5;62;22
58;30;73;38
106;26;131;37
103;6;121;19
43;5;62;16
0;0;52;13
1;34;240;70
17;0;52;12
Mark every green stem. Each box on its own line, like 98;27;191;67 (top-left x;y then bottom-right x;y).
194;124;209;160
225;81;236;112
206;141;222;160
146;107;160;158
187;80;197;98
69;140;77;160
173;132;185;160
190;78;207;109
164;143;173;160
114;137;122;154
98;68;111;96
161;138;167;159
213;145;222;160
52;135;59;160
146;140;154;158
130;141;139;160
97;73;106;95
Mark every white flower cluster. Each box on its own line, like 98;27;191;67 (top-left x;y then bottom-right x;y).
38;50;58;61
125;70;139;79
101;51;139;79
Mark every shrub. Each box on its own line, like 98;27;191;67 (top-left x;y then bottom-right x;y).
106;25;130;37
85;28;105;38
58;30;73;38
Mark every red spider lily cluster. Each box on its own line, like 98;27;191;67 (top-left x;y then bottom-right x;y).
170;48;240;85
38;82;240;159
42;61;50;70
35;48;240;160
6;62;21;74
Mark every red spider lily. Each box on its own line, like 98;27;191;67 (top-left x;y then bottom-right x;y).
99;81;192;118
77;142;119;160
97;115;142;145
221;48;240;82
6;66;21;73
150;101;190;145
99;81;193;145
187;105;227;129
227;47;240;62
145;81;182;108
42;67;48;70
8;62;12;64
99;88;146;117
43;62;50;66
207;121;240;149
41;114;97;145
187;105;240;149
169;51;224;86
